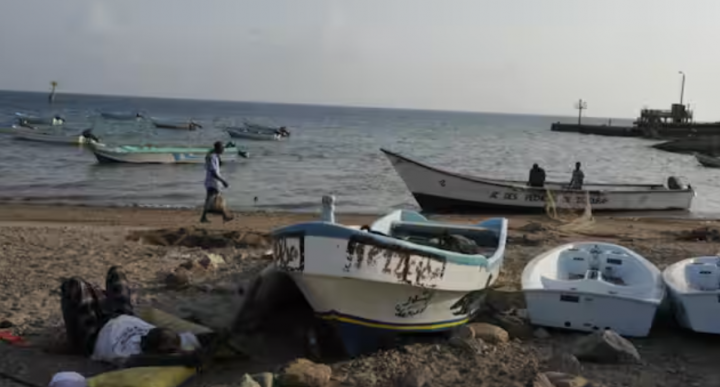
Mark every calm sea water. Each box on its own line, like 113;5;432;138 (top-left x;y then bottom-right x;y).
0;91;717;215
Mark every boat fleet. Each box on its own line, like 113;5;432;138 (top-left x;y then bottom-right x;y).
1;111;293;165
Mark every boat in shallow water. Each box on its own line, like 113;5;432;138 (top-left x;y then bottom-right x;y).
12;127;98;145
99;112;144;121
15;112;64;126
227;122;290;141
381;148;695;213
694;153;720;168
522;242;664;337
90;142;249;164
663;256;720;334
150;118;202;131
270;196;507;356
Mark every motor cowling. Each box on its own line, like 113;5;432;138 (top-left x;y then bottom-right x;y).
667;176;687;190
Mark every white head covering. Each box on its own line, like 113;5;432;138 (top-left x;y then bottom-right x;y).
49;372;87;387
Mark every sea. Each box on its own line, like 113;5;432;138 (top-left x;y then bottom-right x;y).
0;90;717;216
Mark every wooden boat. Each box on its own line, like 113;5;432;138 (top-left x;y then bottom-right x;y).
270;196;507;356
521;242;664;337
694;153;720;168
91;142;249;164
151;119;202;131
15;112;64;126
227;123;290;141
381;148;696;213
663;256;720;334
100;112;143;121
12;127;99;145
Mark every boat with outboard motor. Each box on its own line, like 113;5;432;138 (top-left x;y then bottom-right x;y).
90;141;249;164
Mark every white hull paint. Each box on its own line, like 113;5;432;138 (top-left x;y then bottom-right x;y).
522;242;665;337
92;145;242;164
381;148;695;213
663;257;720;334
271;212;508;332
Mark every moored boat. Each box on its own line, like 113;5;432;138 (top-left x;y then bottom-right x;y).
381;148;695;213
12;127;99;145
270;196;508;356
663;256;720;334
150;118;202;131
99;112;144;121
694;153;720;168
522;242;665;337
15;112;65;126
90;142;249;164
227;122;290;141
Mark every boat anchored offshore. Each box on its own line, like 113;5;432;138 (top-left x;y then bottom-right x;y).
270;196;508;356
90;141;249;164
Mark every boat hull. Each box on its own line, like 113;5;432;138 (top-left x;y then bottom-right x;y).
92;146;243;164
695;154;720;168
227;128;282;141
381;148;695;213
663;258;720;334
13;129;93;145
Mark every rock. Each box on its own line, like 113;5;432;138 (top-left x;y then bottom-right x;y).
543;372;606;387
448;336;486;355
199;253;226;269
544;352;582;375
531;373;555;387
452;325;474;340
250;373;274;387
278;358;332;387
534;327;551;339
164;269;191;289
348;371;377;387
0;320;14;329
398;367;430;387
466;323;509;344
493;314;534;339
240;374;261;387
179;259;204;272
519;222;546;233
571;330;641;364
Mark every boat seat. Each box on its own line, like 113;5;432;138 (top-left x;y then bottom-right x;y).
557;249;592;280
685;262;720;291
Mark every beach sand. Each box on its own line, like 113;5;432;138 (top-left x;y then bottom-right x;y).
2;204;720;386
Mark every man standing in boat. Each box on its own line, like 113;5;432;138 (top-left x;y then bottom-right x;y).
527;164;546;188
200;141;233;223
569;162;585;190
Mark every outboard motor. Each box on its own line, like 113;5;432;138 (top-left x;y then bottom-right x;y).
81;129;100;143
667;176;687;190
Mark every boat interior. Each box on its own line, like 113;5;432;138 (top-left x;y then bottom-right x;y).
682;257;720;291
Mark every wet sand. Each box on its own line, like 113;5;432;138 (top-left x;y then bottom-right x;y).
2;203;720;387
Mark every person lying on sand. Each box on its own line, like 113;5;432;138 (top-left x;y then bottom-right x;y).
60;266;223;369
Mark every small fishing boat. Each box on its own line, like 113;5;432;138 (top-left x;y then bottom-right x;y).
12;127;99;145
522;242;665;337
99;112;144;121
151;119;202;131
381;148;695;213
270;196;508;356
663;256;720;334
227;122;290;141
15;112;64;126
90;142;249;164
694;153;720;168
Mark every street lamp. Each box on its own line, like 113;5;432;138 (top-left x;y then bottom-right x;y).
678;71;686;106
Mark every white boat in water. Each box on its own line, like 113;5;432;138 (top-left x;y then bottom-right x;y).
15;112;64;126
227;123;290;141
270;197;507;355
99;112;144;121
695;153;720;168
522;242;665;337
663;256;720;334
91;142;249;164
381;148;695;213
12;127;99;145
150;118;202;131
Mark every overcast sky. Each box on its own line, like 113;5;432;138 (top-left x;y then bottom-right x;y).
1;0;719;119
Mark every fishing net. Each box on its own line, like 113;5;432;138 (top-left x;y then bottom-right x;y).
544;188;595;232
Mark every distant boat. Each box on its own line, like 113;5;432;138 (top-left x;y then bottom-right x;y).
100;112;144;121
381;148;696;213
150;118;202;131
15;112;64;126
226;123;290;141
90;142;249;164
12;127;99;146
694;153;720;168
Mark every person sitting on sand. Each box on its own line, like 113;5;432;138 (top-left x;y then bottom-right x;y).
527;164;546;188
569;162;585;190
60;266;221;368
200;141;233;223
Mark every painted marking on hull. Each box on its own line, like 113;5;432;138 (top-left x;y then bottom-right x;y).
394;289;434;318
273;232;305;272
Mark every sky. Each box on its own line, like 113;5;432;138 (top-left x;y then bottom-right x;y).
1;0;720;119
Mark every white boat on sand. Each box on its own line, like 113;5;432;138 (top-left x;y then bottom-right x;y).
90;142;249;164
522;242;665;337
663;256;720;334
270;197;508;356
381;148;695;213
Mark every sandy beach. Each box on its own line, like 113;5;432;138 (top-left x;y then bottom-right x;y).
2;203;720;387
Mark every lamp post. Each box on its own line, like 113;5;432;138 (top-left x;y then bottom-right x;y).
678;71;686;106
574;99;587;125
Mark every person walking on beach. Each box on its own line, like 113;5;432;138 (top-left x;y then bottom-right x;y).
200;141;233;223
527;164;546;188
569;162;585;190
60;266;222;368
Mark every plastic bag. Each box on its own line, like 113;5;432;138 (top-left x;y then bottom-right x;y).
204;192;227;215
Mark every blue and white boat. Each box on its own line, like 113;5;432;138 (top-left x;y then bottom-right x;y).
90;142;249;164
270;197;508;356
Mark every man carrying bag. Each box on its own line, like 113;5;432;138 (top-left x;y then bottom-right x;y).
200;141;234;223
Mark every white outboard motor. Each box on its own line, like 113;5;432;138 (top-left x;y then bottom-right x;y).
667;176;687;190
321;195;336;223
